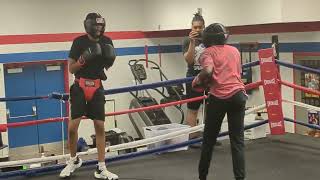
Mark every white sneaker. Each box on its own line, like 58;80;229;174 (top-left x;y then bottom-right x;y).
94;166;119;180
59;156;82;178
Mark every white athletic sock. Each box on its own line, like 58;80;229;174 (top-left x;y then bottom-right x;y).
70;156;77;162
98;161;106;170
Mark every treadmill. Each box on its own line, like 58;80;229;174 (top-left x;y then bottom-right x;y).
128;59;185;139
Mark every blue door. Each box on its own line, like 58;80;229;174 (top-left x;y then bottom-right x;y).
5;66;38;148
5;64;67;148
35;65;67;144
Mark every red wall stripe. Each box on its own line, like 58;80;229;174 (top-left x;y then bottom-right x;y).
229;21;320;34
293;52;320;57
107;31;146;40
0;31;146;45
0;33;83;45
0;21;319;45
0;30;187;45
3;60;65;68
144;30;188;38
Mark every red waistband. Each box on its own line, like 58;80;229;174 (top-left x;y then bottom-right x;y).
75;78;101;83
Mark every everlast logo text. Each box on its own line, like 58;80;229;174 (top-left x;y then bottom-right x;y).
267;100;279;107
261;57;273;64
270;121;282;128
264;78;276;85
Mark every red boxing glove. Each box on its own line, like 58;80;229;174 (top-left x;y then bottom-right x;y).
192;76;206;93
192;72;213;93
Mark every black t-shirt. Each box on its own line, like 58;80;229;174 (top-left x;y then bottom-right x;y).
69;35;114;79
182;38;205;76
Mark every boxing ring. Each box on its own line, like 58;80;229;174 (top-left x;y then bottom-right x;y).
0;48;320;180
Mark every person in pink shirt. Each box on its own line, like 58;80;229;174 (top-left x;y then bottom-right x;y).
192;23;247;180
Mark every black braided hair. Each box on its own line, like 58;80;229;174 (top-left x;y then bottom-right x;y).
192;12;205;25
202;23;228;47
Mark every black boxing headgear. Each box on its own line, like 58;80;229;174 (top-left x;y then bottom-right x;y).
202;23;229;47
84;13;106;38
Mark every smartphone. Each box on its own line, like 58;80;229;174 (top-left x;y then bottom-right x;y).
195;32;202;39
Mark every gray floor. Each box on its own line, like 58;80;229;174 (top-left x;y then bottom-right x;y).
6;133;320;180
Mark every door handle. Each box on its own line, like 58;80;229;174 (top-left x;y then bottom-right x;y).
6;106;37;119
